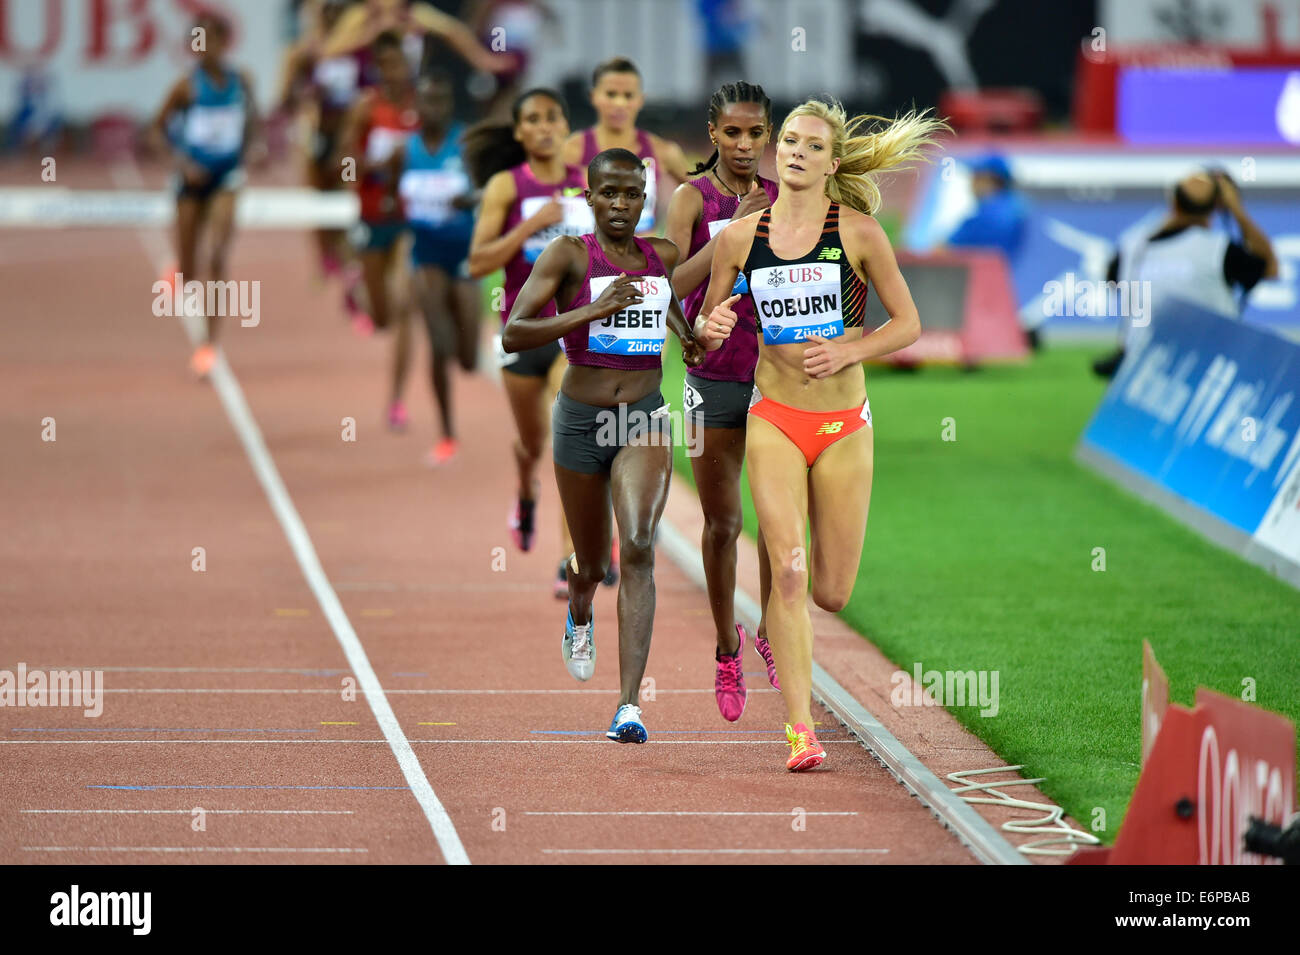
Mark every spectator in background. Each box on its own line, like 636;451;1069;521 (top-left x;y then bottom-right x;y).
945;153;1035;346
696;0;754;96
8;67;62;154
1091;168;1278;378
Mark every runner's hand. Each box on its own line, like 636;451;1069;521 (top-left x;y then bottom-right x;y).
699;294;740;344
680;334;707;367
732;181;771;220
591;273;644;318
528;194;565;231
803;334;851;378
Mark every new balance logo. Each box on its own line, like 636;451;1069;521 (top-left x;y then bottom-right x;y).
815;421;844;435
816;247;843;261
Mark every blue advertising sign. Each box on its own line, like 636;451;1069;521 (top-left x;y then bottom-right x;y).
1078;303;1300;586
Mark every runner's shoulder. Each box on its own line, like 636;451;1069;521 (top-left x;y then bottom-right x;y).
646;235;679;271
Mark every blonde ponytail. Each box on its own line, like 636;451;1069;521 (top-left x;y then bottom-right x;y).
779;100;950;215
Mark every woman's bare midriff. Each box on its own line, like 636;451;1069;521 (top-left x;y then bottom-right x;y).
753;327;867;411
561;363;663;407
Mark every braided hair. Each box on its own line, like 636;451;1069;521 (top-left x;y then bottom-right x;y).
689;81;772;176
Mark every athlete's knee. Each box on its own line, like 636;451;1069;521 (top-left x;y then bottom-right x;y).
811;581;851;613
701;512;742;553
769;549;808;603
569;556;607;589
619;529;655;571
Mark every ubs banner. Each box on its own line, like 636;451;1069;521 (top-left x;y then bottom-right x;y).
0;0;284;122
1076;303;1300;589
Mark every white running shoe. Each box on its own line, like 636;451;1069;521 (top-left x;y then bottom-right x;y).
562;607;595;681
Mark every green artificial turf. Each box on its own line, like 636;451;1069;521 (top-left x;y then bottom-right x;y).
660;339;1300;844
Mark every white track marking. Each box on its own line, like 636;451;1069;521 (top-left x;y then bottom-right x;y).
0;739;862;745
542;848;889;855
90;687;756;694
109;163;469;866
22;809;354;815
23;846;367;854
526;811;858;816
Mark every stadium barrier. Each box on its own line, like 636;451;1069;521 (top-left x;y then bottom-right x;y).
0;187;358;229
1076;301;1300;589
1069;642;1295;865
864;249;1028;367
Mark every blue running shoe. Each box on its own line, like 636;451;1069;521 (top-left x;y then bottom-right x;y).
606;703;647;743
563;606;595;681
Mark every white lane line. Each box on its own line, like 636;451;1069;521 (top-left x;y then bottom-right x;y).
526;811;859;816
22;846;367;854
91;687;748;694
542;848;889;855
22;809;355;815
23;666;349;675
111;163;468;867
0;739;863;745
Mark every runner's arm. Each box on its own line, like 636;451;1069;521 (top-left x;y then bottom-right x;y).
408;3;514;74
468;172;559;277
652;134;691;183
649;238;696;346
843;213;920;361
664;182;713;300
695;218;751;350
501;236;603;351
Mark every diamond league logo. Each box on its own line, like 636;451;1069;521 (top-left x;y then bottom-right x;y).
595;333;618;350
767;324;784;339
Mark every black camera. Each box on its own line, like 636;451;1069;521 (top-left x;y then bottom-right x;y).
1244;815;1300;865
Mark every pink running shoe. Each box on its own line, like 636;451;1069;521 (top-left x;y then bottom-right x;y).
424;437;458;467
714;623;748;722
387;400;409;432
753;630;780;690
509;497;536;552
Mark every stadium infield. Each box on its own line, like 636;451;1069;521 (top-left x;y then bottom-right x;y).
662;339;1300;843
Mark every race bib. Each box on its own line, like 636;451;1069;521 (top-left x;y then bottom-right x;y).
587;274;672;356
400;167;470;226
751;263;844;345
184;104;244;155
521;194;593;263
636;156;658;232
366;127;406;163
707;218;731;239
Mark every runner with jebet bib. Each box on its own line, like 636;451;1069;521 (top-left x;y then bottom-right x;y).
699;100;948;771
502;148;707;743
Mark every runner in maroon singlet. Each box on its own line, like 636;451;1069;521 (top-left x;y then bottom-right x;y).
663;81;779;723
465;88;588;596
563;57;690;236
501;148;707;742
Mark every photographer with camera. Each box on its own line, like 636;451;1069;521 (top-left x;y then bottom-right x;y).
1092;168;1279;378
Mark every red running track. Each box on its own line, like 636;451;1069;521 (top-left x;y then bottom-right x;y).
0;159;996;864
